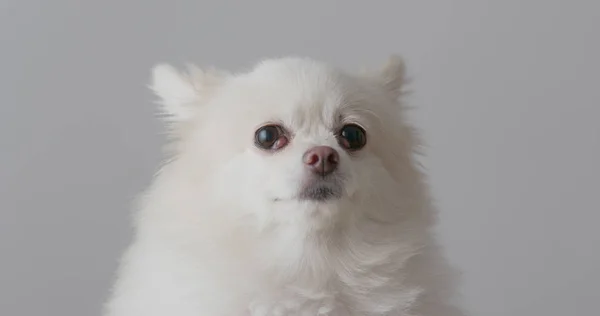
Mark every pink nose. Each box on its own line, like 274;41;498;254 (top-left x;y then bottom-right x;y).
303;146;339;176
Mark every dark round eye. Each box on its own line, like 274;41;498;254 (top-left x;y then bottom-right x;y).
255;125;288;150
338;124;367;151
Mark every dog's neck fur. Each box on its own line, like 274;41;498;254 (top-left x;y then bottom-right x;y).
246;205;427;315
136;173;428;316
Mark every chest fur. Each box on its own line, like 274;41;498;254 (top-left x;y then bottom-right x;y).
241;233;422;316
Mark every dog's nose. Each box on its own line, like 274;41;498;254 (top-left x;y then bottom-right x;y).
303;146;339;176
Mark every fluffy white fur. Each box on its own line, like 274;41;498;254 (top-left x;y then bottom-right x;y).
104;56;466;316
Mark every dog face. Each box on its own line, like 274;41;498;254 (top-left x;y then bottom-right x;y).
151;57;416;228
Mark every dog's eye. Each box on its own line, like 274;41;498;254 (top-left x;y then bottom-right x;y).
338;124;367;151
255;125;288;150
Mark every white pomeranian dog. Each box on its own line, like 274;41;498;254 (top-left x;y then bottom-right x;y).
103;56;466;316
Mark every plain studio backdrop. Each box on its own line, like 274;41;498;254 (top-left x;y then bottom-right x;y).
1;1;598;315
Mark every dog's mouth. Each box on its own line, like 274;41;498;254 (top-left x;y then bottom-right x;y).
270;176;346;203
298;179;343;202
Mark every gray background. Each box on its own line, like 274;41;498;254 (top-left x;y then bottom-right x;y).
1;1;598;315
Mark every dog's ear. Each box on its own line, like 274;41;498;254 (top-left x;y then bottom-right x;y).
150;64;225;123
377;55;407;99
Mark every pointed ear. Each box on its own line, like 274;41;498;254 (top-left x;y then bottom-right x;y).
378;55;407;98
150;63;225;122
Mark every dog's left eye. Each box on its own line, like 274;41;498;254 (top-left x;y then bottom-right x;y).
338;124;367;151
255;125;288;150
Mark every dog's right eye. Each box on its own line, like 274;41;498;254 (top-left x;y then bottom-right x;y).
255;125;288;150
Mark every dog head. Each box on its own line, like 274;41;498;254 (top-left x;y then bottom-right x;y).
150;56;420;229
